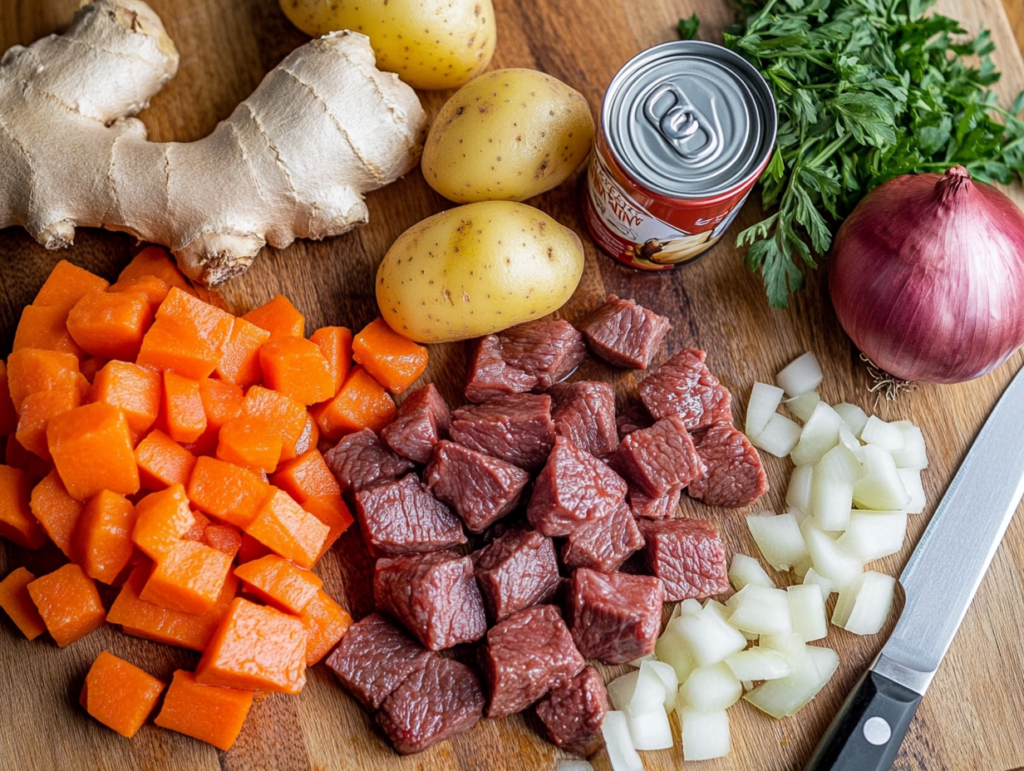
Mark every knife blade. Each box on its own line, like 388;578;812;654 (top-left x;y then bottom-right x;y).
804;363;1024;771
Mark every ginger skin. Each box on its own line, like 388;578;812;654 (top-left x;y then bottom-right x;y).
0;0;427;286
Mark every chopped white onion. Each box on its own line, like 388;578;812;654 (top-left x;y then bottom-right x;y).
626;653;656;668
785;390;821;422
746;382;785;438
792;555;812;578
606;671;640;713
726;585;793;636
741;680;754;691
786;464;814;515
679;707;731;761
891;422;928;470
802;568;834;601
838;424;866;464
812;443;861;531
679;598;703;616
853;444;911;511
758;632;807;660
725;647;792;681
680;662;742;711
833;402;869;438
832;571;896;635
646;660;679;712
729;553;774;590
601;712;644;771
803;522;864;591
898;468;926;514
609;662;670;717
836;510;907;562
776;352;823;397
787;584;828;642
557;762;594;771
791;402;844;467
751;412;802;457
655;618;695;682
747;511;808;571
673;606;748;667
626;706;673;751
702;598;730;620
744;644;839;718
860;416;906;453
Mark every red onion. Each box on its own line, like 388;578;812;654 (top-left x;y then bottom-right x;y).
829;166;1024;383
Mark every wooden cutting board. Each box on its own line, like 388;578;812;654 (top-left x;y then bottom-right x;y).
2;0;1024;769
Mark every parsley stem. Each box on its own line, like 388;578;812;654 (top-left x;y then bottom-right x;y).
808;135;851;168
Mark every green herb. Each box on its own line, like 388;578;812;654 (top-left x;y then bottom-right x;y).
679;13;701;40
687;0;1024;308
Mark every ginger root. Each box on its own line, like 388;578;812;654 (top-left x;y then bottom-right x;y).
0;0;428;285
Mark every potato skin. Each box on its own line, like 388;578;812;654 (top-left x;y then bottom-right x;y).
421;69;595;203
279;0;495;90
377;202;584;343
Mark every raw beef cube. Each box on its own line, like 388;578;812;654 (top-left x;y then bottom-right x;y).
377;655;485;755
639;518;729;602
549;381;619;458
381;384;451;464
535;666;610;756
449;394;556;471
354;474;466;555
689;423;769;508
611;416;705;498
498;319;587;389
561;502;644;573
325;429;415;492
629;487;681;520
424;441;530;533
465;335;537;403
638;349;733;429
527;436;628;537
579;295;670;369
481;605;585;717
472;528;560;623
325;613;432;710
566;568;664;665
374;552;488;651
616;402;653;437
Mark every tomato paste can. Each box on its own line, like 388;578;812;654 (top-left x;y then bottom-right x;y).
584;41;777;270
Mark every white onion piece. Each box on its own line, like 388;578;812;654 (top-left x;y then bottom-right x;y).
744;645;839;718
601;712;644;771
606;671;640;713
626;706;673;751
680;662;742;711
729;553;774;590
792;556;812;578
833;402;869;438
776;352;823;397
751;412;802;457
898;468;926;514
673;607;747;666
838;424;866;464
758;632;807;660
646;660;679;712
836;510;907;562
679;707;731;761
786;464;814;514
557;762;594;771
725;647;792;681
626;653;656;668
679;598;703;616
747;511;808;571
853;444;911;511
625;663;670;717
832;571;896;635
860;416;906;453
790;506;809;526
726;585;793;636
786;390;821;422
891;422;928;470
655;618;695;682
812;443;861;531
802;568;834;600
787;584;828;642
741;628;759;641
803;522;864;591
746;382;785;437
791;402;844;467
702;598;730;620
741;680;754;691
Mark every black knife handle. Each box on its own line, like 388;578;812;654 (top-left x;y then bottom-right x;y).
803;669;923;771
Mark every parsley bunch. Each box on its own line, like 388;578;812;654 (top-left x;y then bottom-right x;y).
707;0;1024;307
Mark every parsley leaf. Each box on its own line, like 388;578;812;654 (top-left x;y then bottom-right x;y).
679;14;700;40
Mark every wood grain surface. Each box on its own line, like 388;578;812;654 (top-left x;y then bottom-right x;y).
1;1;1024;770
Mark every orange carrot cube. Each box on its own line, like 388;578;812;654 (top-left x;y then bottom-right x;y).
32;260;109;314
81;651;165;738
89;360;162;437
236;533;272;564
139;540;233;615
186;457;268;529
203;524;242;558
75;490;137;585
300;589;353;666
5;435;53;478
216;417;282;474
0;465;46;549
270;449;340;504
66;290;153;360
215;317;270;388
198;378;244;430
27;563;105;646
352;317;429;395
244;488;329;570
155;288;234;354
0;567;47;640
135;430;196;490
132;484;195;560
243;386;309;462
233;554;323;614
310;326;353;396
47;403;139;500
241;295;304;340
311;366;396;440
136;318;222;380
108;274;170;314
15;386;81;460
12;305;84;359
259;337;335;406
0;361;17;435
155;670;254;751
118;246;192;294
7;348;84;413
29;471;83;558
79;357;107;384
301;495;354;560
158;371;207;444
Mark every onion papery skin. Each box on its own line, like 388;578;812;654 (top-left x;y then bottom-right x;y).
828;166;1024;384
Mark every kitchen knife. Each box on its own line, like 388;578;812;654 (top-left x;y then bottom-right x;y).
804;363;1024;771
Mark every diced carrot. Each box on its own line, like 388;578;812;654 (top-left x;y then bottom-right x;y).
186;457;268;529
310;326;353;396
241;295;304;340
311;367;396;440
136;318;222;380
233;555;323;614
299;589;353;666
81;651;165;738
243;386;308;462
27;563;105;646
155;288;234;356
135;430;196;490
270;449;340;504
89;360;162;437
131;484;195;560
203;524;242;558
0;465;47;549
139;540;233;615
0;567;47;640
12;305;84;359
6;348;84;413
66;291;153;361
29;471;82;558
301;495;354;560
195;597;307;694
157;371;207;444
118;246;192;294
198;378;244;430
258;337;335;406
154;670;254;751
78;357;107;383
244;488;329;570
352;317;429;395
215;317;270;388
5;435;53;478
108;274;171;315
15;386;81;460
180;427;219;459
108;566;236;651
75;490;136;585
32;260;109;314
0;361;17;435
236;533;272;564
181;510;212;542
47;403;139;500
216;417;282;473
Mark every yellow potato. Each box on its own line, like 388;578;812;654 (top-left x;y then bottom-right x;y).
377;201;584;343
421;69;595;203
279;0;495;90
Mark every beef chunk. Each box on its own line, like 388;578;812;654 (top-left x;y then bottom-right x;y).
465;335;538;403
689;423;769;508
449;394;556;471
611;416;705;498
354;474;466;555
535;666;610;756
561;501;644;573
616;402;653;437
579;295;671;369
325;613;432;710
481;605;585;717
472;528;560;623
497;319;587;389
377;655;485;755
566;568;664;665
326;429;415;492
424;441;530;533
381;384;451;464
638;349;733;430
629;487;681;520
374;552;487;650
549;381;619;458
527;436;628;537
639;518;729;602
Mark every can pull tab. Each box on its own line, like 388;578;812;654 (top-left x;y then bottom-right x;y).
643;83;721;163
